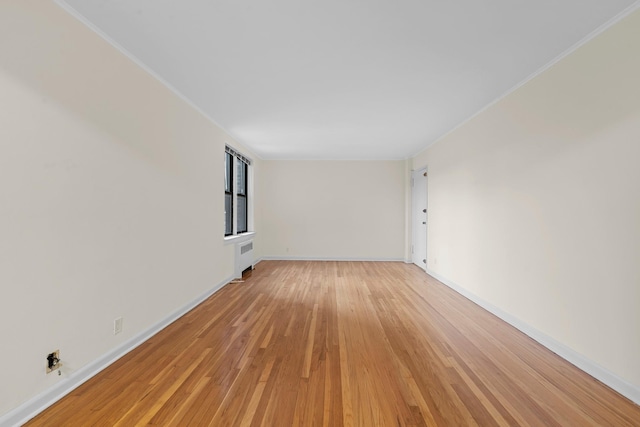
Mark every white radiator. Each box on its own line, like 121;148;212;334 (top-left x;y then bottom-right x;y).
235;240;254;277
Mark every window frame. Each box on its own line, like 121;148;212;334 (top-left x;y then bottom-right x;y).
224;152;234;237
224;145;252;239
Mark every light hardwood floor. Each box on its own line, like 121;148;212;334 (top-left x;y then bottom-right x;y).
27;261;640;426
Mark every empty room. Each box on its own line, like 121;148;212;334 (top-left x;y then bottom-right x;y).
1;0;640;426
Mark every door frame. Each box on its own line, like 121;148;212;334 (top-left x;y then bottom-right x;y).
411;167;428;271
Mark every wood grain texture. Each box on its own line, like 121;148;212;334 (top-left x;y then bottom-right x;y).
26;261;640;426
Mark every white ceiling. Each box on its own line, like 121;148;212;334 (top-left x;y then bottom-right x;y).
58;0;637;160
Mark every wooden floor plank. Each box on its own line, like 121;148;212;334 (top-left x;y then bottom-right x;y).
25;261;640;426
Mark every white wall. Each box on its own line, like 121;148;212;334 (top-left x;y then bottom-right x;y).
260;160;406;260
413;9;640;395
0;0;259;418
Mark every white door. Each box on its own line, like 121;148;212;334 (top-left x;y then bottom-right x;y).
412;168;428;271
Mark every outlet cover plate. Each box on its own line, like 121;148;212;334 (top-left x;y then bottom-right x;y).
114;317;123;335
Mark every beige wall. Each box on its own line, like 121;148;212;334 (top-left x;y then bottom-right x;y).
413;10;640;391
260;160;407;260
0;0;259;417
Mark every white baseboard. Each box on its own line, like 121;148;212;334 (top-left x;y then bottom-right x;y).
259;256;406;262
426;268;640;406
0;275;234;427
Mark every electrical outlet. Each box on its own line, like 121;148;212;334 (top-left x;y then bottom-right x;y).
114;317;123;335
46;350;61;373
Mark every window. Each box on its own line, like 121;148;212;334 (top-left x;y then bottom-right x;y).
224;152;233;236
236;158;248;233
224;146;251;237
